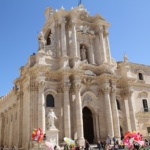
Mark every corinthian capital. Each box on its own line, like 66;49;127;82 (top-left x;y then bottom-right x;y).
73;83;81;92
38;81;45;88
62;82;71;91
101;86;111;94
59;16;67;25
96;25;104;34
111;87;116;93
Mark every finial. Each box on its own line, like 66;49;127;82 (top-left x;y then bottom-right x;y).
124;53;128;64
78;0;82;6
61;6;64;10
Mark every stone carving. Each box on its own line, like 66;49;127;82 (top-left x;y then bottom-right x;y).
124;53;128;65
84;70;96;76
80;46;87;61
45;33;57;58
47;109;57;129
77;25;94;35
38;32;46;50
49;33;56;46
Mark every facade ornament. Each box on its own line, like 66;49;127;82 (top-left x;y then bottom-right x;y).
37;31;46;51
99;26;104;34
104;28;109;37
83;94;93;104
60;17;67;25
84;70;96;76
73;83;81;92
124;53;128;65
45;33;57;58
57;86;63;93
101;86;111;94
80;46;87;61
38;81;45;88
77;25;95;35
62;82;71;91
111;87;116;93
46;109;57;129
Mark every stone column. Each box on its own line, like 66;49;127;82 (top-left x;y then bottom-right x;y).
121;91;131;132
104;28;111;64
18;91;23;148
95;114;100;140
38;81;46;133
98;26;107;63
128;91;137;131
60;17;67;56
89;40;95;64
73;78;84;146
71;20;78;57
102;86;114;137
62;82;71;138
110;85;120;139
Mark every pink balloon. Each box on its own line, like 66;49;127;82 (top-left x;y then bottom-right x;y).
45;141;54;150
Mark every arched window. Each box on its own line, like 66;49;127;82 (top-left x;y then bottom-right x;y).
47;30;51;45
116;99;120;110
139;73;144;80
143;99;148;112
46;94;55;107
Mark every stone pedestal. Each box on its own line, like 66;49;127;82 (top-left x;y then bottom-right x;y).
46;128;59;146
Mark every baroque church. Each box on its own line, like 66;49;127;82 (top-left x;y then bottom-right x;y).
0;4;150;149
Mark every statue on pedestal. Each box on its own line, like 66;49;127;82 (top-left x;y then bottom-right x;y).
38;31;46;51
47;109;57;129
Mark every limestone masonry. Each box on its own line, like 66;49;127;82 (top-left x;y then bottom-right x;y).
0;4;150;149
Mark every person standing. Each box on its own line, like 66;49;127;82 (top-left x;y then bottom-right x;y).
85;139;90;150
97;141;102;150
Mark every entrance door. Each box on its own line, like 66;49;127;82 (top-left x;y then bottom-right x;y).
83;107;94;143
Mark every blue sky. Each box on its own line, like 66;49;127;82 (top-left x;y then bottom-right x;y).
1;0;150;96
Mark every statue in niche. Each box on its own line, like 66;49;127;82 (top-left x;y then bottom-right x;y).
49;33;56;46
46;109;57;129
80;46;87;61
38;31;46;50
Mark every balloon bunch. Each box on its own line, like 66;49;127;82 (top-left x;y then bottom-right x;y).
64;137;75;146
124;131;145;148
32;128;44;142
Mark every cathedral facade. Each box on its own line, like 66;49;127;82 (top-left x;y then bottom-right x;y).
0;4;150;149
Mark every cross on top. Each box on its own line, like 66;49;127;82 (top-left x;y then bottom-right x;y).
78;0;82;6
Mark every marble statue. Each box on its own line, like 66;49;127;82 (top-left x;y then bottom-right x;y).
38;31;46;50
47;109;57;129
80;46;87;61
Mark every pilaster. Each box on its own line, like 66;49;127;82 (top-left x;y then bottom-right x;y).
60;17;67;57
70;19;80;67
104;27;111;64
62;80;71;138
101;86;114;137
128;90;137;131
98;26;107;63
73;75;84;146
121;91;131;132
38;81;46;133
110;82;120;139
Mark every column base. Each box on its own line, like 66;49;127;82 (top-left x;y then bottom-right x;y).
77;137;85;147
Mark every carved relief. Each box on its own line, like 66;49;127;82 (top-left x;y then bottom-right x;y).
77;25;95;35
